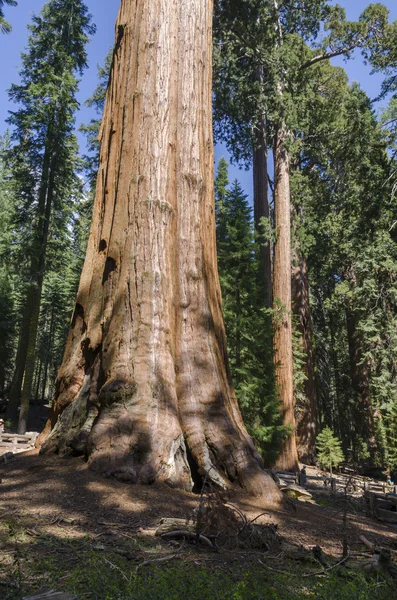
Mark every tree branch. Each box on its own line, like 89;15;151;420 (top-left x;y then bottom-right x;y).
300;45;358;70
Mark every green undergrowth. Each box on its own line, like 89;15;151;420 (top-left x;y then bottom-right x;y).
0;518;396;600
1;543;395;600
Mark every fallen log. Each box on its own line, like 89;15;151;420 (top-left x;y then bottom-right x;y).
155;518;197;536
359;535;377;554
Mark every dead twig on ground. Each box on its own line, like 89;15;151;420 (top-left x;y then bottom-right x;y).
302;553;350;577
161;530;213;549
136;541;186;572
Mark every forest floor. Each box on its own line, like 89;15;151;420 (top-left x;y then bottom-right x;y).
0;450;396;599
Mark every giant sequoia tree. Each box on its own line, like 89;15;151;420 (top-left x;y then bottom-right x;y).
40;0;281;503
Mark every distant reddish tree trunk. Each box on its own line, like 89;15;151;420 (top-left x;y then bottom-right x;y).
273;127;299;472
39;0;281;503
292;255;319;464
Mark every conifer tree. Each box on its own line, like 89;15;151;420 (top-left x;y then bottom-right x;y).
316;426;344;476
5;0;95;433
0;0;16;33
215;159;283;464
214;0;397;471
0;132;16;395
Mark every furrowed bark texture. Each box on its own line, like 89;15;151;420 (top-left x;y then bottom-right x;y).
273;129;299;472
40;0;281;503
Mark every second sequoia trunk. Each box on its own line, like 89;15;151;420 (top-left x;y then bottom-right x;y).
273;127;299;472
40;0;281;503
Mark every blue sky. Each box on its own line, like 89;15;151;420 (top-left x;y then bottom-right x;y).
0;0;396;198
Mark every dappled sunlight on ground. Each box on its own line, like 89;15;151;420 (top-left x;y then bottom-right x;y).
0;450;396;559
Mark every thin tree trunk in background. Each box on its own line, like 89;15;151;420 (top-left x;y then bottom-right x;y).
41;306;55;404
34;358;43;403
39;0;281;503
329;313;343;437
273;126;299;472
6;304;32;424
235;287;241;376
292;254;319;464
346;305;378;460
253;67;272;310
18;151;56;434
7;140;53;428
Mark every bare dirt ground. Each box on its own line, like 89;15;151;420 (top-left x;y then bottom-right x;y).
0;451;396;598
1;450;396;553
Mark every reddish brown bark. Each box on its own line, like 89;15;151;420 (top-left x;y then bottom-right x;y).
273;128;299;472
292;255;319;465
39;0;281;503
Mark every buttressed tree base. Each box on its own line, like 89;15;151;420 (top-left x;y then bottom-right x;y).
39;0;282;505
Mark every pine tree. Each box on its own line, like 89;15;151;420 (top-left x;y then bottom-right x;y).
215;160;284;464
5;0;95;433
0;0;16;33
0;132;16;395
214;0;397;471
316;427;344;476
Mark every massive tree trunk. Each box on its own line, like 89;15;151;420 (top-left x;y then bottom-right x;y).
40;0;281;503
273;127;299;472
292;254;319;464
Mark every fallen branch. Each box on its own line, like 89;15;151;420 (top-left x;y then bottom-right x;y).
259;553;350;578
136;541;185;572
161;530;213;549
302;553;350;577
359;535;377;554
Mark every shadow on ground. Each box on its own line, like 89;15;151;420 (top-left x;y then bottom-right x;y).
0;451;396;599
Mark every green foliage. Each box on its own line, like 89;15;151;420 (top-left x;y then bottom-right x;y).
0;268;14;392
0;0;16;33
0;132;17;393
213;0;397;167
316;426;345;474
215;159;284;463
80;49;112;188
2;535;395;600
300;77;397;465
0;0;94;407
